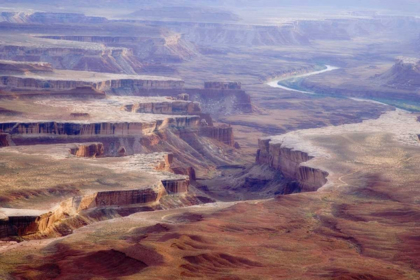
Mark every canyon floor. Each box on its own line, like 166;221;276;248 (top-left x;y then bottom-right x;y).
1;1;420;279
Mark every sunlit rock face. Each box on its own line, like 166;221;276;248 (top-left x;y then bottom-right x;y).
70;143;104;158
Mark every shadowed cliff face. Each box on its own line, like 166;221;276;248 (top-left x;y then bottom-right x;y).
256;139;328;192
2;2;420;279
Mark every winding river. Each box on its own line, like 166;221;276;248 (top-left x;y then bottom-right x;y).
266;64;401;109
266;65;339;94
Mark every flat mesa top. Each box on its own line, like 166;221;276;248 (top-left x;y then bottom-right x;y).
0;208;45;218
0;59;51;66
0;69;183;82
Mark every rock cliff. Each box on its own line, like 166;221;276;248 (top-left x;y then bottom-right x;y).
20;184;166;238
199;125;235;146
0;117;201;136
204;82;241;90
0;60;53;74
373;59;420;90
256;138;328;192
37;34;198;63
69;143;104;158
123;101;201;115
0;215;38;239
0;45;143;74
161;179;189;194
18;176;194;239
0;75;184;91
0;12;108;24
0;133;10;147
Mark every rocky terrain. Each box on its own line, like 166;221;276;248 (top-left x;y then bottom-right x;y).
1;1;420;279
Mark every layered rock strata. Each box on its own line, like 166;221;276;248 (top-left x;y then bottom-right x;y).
69;143;104;158
0;117;202;156
123;101;201;115
0;46;143;74
161;179;189;194
204;82;241;90
0;117;201;136
0;60;53;74
18;177;191;238
0;216;38;239
124;82;252;114
256;139;328;192
0;75;184;91
0;133;9;147
199;125;235;146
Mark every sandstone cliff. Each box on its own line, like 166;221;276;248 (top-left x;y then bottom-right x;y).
123;101;201;115
161;179;189;194
0;117;201;136
0;60;53;74
18;175;194;239
256;139;328;192
0;45;143;74
69;143;104;158
199;125;235;146
0;75;184;91
0;133;9;147
37;34;198;64
0;215;38;239
204;82;241;90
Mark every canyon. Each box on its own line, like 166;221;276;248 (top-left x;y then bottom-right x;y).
1;2;420;279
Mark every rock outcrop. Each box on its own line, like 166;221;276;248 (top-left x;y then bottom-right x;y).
70;143;104;158
374;59;420;90
256;139;328;192
0;75;184;91
21;185;165;238
0;45;143;74
0;215;38;239
199;125;235;146
204;82;241;90
36;34;198;63
70;112;90;118
0;60;53;74
0;133;9;147
161;179;189;194
123;101;201;115
77;188;164;211
0;117;201;136
118;82;252;114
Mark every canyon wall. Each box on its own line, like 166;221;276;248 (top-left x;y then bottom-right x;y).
199;125;235;146
77;188;164;211
128;87;252;114
0;76;184;91
204;82;241;90
0;117;202;156
0;60;53;74
256;139;328;192
69;143;104;158
0;117;201;136
123;101;201;115
0;45;143;74
0;133;9;147
18;178;191;239
37;35;199;63
20;184;165;238
161;179;189;194
0;216;38;239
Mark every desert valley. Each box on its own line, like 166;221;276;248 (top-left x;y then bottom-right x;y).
0;1;420;279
